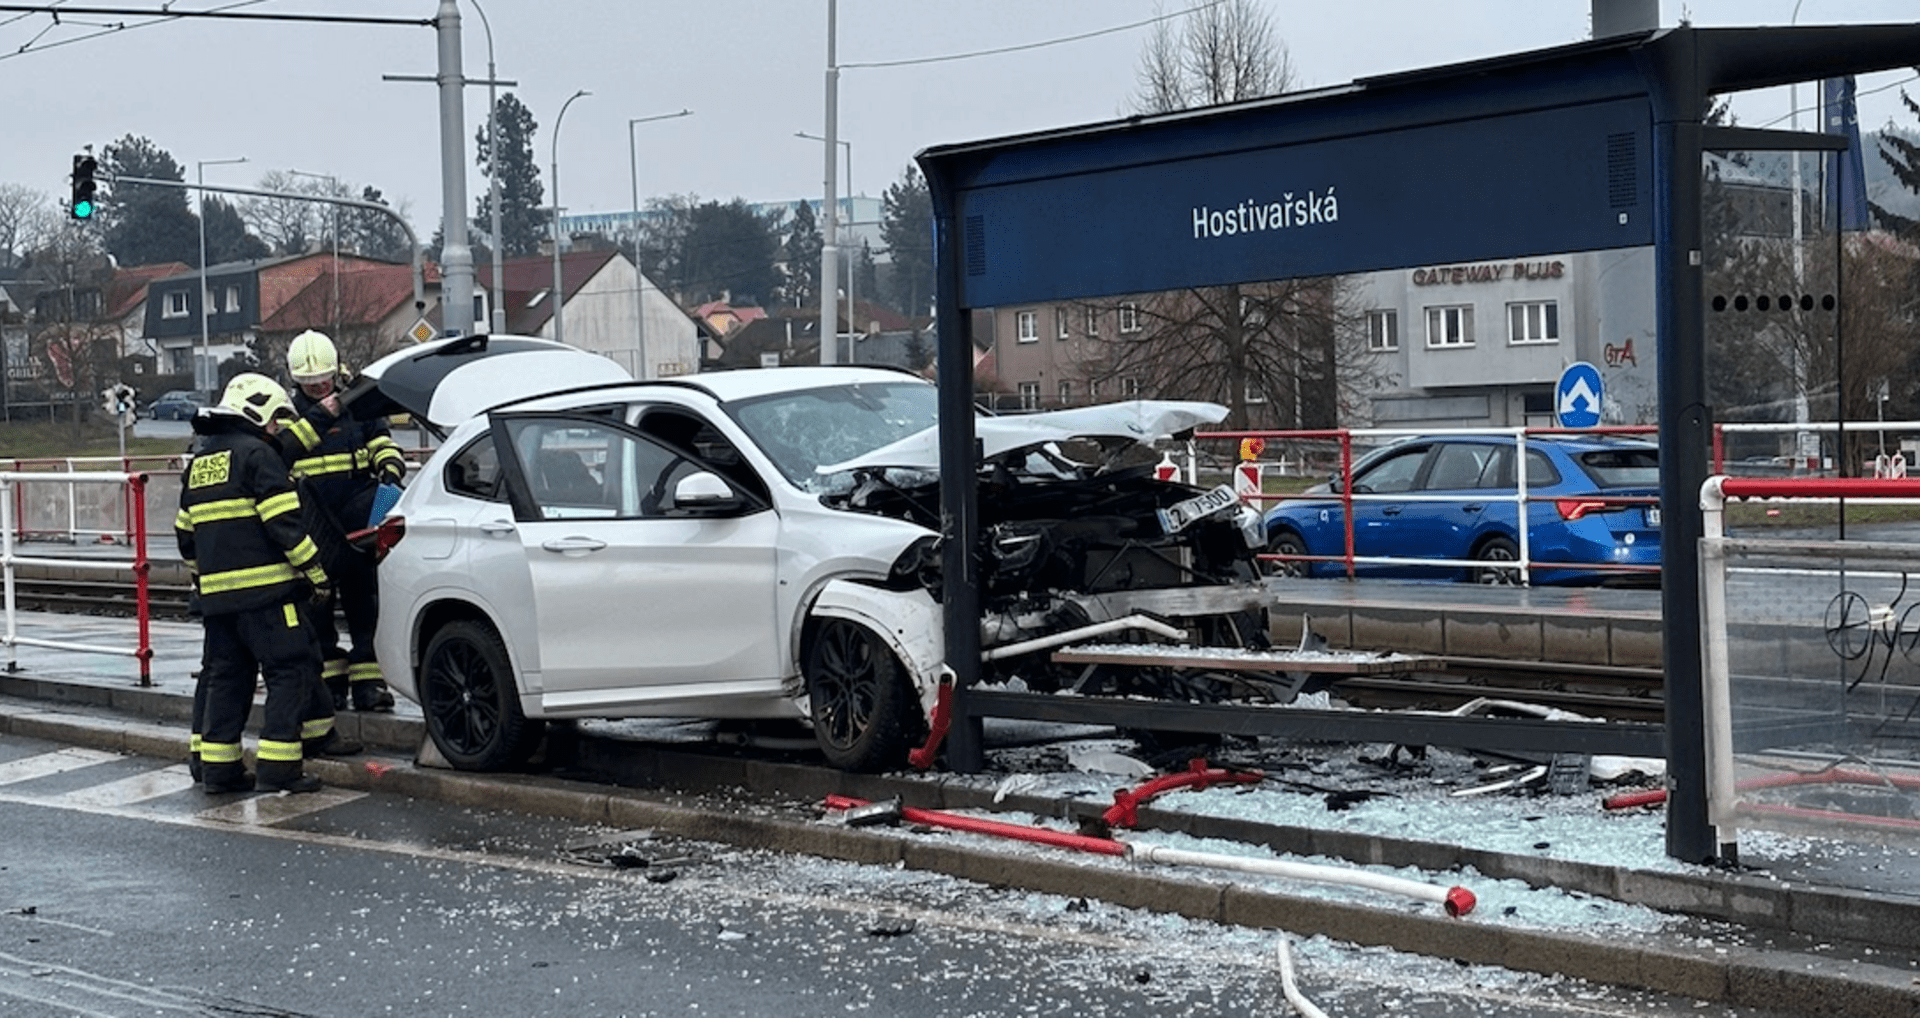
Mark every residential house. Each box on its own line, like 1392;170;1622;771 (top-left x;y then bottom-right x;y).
258;260;443;378
474;249;697;380
144;251;400;390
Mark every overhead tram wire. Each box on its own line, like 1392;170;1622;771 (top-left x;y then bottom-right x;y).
839;0;1223;70
0;2;430;63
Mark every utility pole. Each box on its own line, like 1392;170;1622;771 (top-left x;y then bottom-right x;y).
818;0;840;365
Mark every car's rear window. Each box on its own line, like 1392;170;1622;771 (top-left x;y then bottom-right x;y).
1578;448;1659;487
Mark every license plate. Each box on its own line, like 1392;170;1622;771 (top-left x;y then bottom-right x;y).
1645;506;1661;527
1159;483;1239;535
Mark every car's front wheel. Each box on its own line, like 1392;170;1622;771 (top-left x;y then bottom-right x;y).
1471;536;1523;585
1264;529;1309;578
420;619;544;771
804;618;921;772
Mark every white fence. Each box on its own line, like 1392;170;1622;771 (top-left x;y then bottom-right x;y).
1700;475;1920;854
1;470;160;684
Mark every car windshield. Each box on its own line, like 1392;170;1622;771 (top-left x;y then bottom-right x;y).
1577;447;1659;487
730;381;941;492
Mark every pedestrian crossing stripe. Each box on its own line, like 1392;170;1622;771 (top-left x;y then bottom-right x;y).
0;750;364;827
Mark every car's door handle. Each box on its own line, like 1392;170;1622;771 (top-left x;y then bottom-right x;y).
478;521;517;536
541;536;607;554
1381;506;1402;516
1463;503;1485;513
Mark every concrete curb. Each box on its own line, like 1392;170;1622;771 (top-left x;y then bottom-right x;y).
3;696;1919;1016
9;669;1920;952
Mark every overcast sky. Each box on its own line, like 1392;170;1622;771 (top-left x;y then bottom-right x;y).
7;0;1919;236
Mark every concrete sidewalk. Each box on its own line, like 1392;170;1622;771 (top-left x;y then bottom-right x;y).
5;609;1920;1016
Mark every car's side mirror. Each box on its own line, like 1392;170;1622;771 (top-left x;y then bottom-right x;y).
1327;473;1344;494
673;470;741;512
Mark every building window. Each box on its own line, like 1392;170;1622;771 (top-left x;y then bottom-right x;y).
169;348;192;374
1121;377;1141;398
1016;310;1038;343
1424;305;1475;348
1508;300;1559;345
1119;302;1141;333
223;286;241;313
1367;309;1399;352
164;291;188;318
1018;381;1040;410
1085;307;1100;336
1088;379;1101;401
1058;380;1073;404
1055;307;1070;340
1244;381;1266;404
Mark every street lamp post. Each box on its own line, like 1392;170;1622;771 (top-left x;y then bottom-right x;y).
797;131;853;361
290;170;341;338
195;155;247;397
629;109;693;380
551;88;590;347
470;0;506;334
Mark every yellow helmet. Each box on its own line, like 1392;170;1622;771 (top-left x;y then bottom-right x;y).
220;373;295;428
287;329;339;383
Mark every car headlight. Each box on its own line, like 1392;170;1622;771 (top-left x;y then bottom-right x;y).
1235;505;1266;549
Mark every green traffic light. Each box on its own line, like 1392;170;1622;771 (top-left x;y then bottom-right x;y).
72;199;94;219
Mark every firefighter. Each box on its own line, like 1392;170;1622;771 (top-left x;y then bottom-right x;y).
281;329;403;713
177;373;331;794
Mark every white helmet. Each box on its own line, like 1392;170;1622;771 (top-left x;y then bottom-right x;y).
287;329;339;384
220;373;295;428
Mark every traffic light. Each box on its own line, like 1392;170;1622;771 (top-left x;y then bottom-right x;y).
69;153;97;220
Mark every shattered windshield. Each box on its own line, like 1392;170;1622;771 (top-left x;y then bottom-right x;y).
730;381;942;492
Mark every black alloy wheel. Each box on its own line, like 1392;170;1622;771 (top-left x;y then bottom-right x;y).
420;620;542;771
805;618;917;772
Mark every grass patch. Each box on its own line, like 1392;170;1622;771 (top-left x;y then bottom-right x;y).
1;420;187;462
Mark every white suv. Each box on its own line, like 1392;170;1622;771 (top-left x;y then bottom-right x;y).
356;337;1271;772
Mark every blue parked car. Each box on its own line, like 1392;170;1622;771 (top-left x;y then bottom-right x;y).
1262;434;1661;586
145;389;207;421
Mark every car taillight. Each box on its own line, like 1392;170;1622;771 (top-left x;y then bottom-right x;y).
1555;499;1616;521
369;516;407;563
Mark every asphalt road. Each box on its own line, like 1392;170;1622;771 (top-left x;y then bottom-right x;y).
0;732;1804;1018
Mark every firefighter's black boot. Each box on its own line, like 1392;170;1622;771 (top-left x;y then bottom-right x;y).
326;676;349;712
308;731;363;757
257;759;322;794
351;680;395;713
201;764;255;794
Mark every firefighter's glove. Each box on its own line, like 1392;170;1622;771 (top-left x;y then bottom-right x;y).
307;572;334;608
378;462;406;487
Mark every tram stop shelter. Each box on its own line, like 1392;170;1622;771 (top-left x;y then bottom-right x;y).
915;22;1920;863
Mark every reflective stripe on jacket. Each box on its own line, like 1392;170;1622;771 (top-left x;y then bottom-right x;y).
177;415;326;616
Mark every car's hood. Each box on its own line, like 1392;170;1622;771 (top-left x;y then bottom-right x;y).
817;400;1228;473
344;334;631;428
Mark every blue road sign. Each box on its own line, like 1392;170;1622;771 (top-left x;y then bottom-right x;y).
1556;362;1603;429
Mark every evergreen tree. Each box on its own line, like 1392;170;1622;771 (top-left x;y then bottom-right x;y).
679;199;779;306
879;166;934;316
781;200;821;307
475;92;548;257
344;185;411;263
1872;91;1920;236
98;135;198;267
201;196;269;265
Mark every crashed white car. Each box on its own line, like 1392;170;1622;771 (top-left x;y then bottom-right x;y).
357;336;1271;772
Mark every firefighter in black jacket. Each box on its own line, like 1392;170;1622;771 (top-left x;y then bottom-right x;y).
177;373;332;794
281;329;404;712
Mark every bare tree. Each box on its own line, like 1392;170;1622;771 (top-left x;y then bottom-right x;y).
1107;0;1377;426
1131;0;1290;115
243;170;319;256
1084;279;1386;430
0;184;51;269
